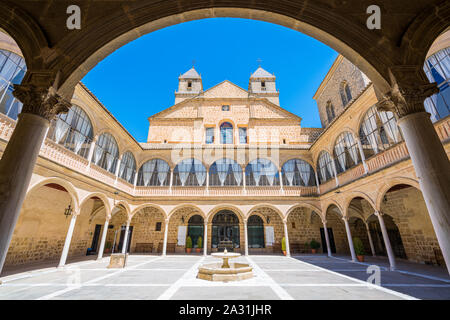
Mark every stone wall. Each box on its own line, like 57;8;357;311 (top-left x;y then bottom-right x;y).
287;208;322;253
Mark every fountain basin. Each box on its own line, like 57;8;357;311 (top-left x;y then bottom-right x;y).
197;262;253;281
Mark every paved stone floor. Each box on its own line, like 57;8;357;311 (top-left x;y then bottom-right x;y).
0;254;449;300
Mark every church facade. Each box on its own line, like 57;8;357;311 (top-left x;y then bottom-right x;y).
0;30;449;271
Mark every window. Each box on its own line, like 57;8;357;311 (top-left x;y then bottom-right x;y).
209;158;243;186
187;81;192;91
118;151;136;184
281;159;316;186
155;222;162;232
423;47;450;122
261;81;266;91
359;106;402;159
282;139;286;144
245;158;279;186
137;159;170;186
317;151;335;184
173;158;206;186
326;101;336;123
239;127;247;144
49;105;94;159
93;133;119;174
222;105;230;111
247;215;264;248
220;122;233;144
0;49;27;119
205;127;214;144
340;82;352;107
333;132;360;174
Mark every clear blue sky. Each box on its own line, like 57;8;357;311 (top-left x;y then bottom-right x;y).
82;18;338;142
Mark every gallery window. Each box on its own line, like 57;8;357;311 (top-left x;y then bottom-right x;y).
333;132;360;174
222;105;230;111
239;127;247;144
137;159;170;186
118;151;136;184
220;122;233;144
93;133;119;174
317;151;335;184
205;127;214;144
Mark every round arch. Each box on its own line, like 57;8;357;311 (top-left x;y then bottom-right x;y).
314;149;334;169
67;100;98;136
206;205;245;223
286;203;323;221
281;157;315;169
343;192;376;218
375;177;421;211
79;192;111;217
137;156;173;170
168;204;206;220
130;203;167;219
246;204;284;222
27;177;80;213
111;200;131;220
323;201;344;218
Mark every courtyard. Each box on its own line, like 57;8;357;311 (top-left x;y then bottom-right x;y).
0;254;449;300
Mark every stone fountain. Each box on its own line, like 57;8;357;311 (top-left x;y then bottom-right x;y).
197;249;253;281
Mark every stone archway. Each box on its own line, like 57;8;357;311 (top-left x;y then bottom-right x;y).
325;205;349;255
211;210;241;253
287;207;323;254
129;207;166;254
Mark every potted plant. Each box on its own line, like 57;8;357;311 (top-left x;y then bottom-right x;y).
104;242;112;254
310;239;320;254
353;237;365;262
186;236;192;253
196;236;202;253
281;237;286;255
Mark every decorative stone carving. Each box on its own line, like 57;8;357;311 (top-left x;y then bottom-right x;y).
376;66;439;118
13;84;71;121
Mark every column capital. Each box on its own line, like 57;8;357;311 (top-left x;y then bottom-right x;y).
374;211;382;217
376;66;438;118
341;215;349;222
321;219;327;225
13;84;71;121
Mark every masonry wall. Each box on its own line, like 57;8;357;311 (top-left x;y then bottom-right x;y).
287;208;323;253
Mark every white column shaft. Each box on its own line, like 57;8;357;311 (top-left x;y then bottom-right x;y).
343;218;356;262
203;222;208;256
59;214;78;267
365;224;376;257
323;222;332;257
314;170;321;194
121;222;130;254
162;219;169;256
283;221;291;256
356;138;369;174
244;220;249;256
97;219;109;260
376;212;396;270
331;159;339;187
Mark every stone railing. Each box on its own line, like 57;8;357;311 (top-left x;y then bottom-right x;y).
336;163;366;186
365;142;409;173
435;117;450;142
320;178;337;194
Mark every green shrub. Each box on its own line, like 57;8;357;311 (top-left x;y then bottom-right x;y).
281;237;286;251
353;237;365;255
186;236;192;249
310;239;320;250
105;242;111;249
197;236;203;248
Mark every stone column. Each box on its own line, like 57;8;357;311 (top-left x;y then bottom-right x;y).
59;213;78;267
342;217;356;262
314;170;321;194
97;218;110;260
121;220;131;254
203;221;208;256
376;73;450;273
244;219;249;256
86;138;96;170
169;169;174;194
279;170;284;193
283;220;290;256
162;218;169;256
356;137;369;174
243;169;247;194
322;219;332;257
114;155;122;184
206;170;209;195
365;222;376;257
375;211;396;270
0;83;71;273
331;158;339;187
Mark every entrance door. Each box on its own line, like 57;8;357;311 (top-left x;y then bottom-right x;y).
90;224;102;253
320;228;336;254
212;210;240;250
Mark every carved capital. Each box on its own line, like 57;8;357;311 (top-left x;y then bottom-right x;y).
13;84;71;121
376;66;439;118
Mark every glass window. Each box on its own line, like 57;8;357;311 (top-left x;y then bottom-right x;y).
49;105;94;159
209;158;243;186
281;159;316;186
0;49;27;119
423;47;450;121
326;101;335;123
222;105;230;111
205;127;214;144
173;158;206;186
245;158;279;186
118;151;136;184
317;151;334;184
359;106;402;159
137;159;170;186
155;222;162;232
239;127;247;144
333;132;360;174
93;133;119;174
220;122;233;144
247;215;264;248
340;82;352;107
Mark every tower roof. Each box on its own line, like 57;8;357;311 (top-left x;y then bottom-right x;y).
179;67;201;79
250;67;275;79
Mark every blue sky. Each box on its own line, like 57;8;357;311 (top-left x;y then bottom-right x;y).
82;18;338;142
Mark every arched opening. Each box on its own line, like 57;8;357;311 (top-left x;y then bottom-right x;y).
167;206;203;254
247;215;264;250
137;159;170;186
367;213;406;259
187;215;204;251
108;207;130;254
333;131;361;174
287;208;323;254
326;101;335;124
129;207;166;254
247;206;284;254
173;158;206;186
118;151;136;184
93;133;120;174
48;105;94;159
220;122;233;144
339;81;352;107
245;158;279;186
317;151;335;184
212;210;240;252
347;196;375;257
209;158;242;186
281;159;316;187
325;205;349;255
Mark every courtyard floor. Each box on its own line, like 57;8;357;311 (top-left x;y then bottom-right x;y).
0;254;449;300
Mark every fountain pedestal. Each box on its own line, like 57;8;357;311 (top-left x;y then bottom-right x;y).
197;249;253;282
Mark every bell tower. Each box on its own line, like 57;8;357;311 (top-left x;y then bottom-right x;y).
248;66;279;105
175;67;203;104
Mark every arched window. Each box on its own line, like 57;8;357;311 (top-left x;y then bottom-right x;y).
281;159;316;187
423;47;450;122
209;158;243;186
173;158;206;186
247;215;264;248
317;151;335;184
245;159;279;186
49;105;94;158
333;132;360;174
118;152;136;184
220;122;233;144
359;106;402;159
340;82;352;107
0;49;27;119
137;159;170;186
93;133;119;174
326;101;336;123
